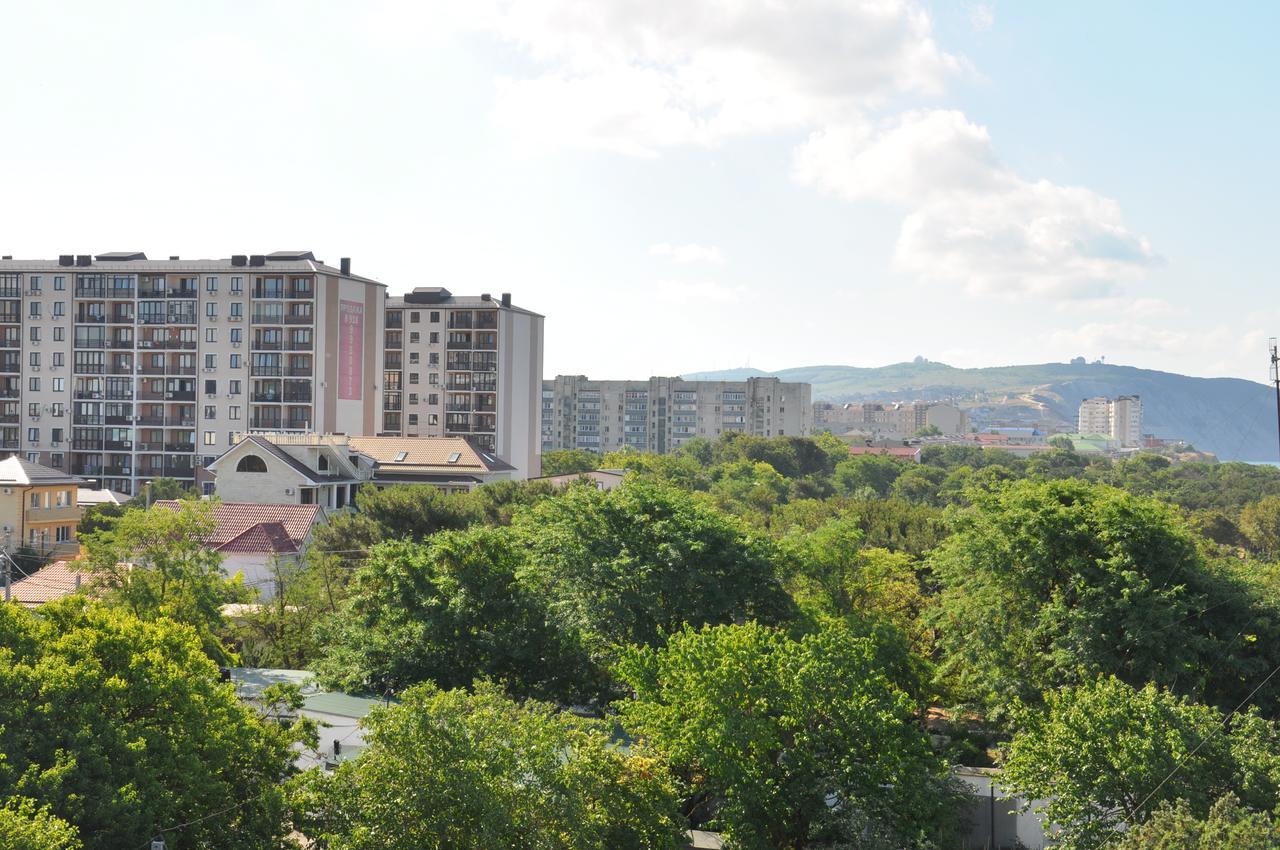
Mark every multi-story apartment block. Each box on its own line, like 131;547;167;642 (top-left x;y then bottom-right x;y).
1076;394;1142;447
815;400;968;437
542;375;812;454
380;288;543;478
0;251;385;496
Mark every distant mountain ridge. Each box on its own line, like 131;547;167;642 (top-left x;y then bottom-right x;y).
682;361;1280;463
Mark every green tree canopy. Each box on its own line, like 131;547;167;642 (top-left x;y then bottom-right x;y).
314;529;595;702
0;601;306;849
291;681;684;850
0;799;81;850
1113;794;1280;850
515;479;794;662
1002;676;1280;850
928;479;1278;714
832;453;906;497
616;621;961;850
540;448;602;476
1241;496;1280;559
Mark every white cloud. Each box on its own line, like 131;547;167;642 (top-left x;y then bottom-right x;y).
485;0;962;154
649;242;725;264
794;110;1156;297
969;3;995;32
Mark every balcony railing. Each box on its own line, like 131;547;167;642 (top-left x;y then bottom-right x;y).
250;365;282;377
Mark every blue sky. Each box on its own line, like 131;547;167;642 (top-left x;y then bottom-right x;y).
1;1;1275;382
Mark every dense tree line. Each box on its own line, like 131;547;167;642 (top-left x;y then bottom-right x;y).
12;433;1280;847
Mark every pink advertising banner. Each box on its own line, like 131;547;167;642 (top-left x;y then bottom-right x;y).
338;300;364;400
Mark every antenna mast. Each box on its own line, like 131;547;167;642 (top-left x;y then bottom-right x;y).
1271;338;1280;461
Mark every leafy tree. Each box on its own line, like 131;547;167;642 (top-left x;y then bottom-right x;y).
832;454;905;497
515;479;794;663
1241;496;1280;559
616;621;962;849
600;450;709;490
1026;446;1090;479
1114;794;1280;850
314;530;595;702
889;465;947;504
228;552;335;669
540;449;601;476
291;681;685;850
707;459;789;518
81;498;248;662
1002;676;1280;850
928;479;1279;714
1048;434;1076;450
914;424;942;437
129;476;197;505
0;601;307;849
350;484;479;540
0;799;81;850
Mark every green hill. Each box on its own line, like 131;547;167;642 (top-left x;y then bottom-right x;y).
683;361;1280;463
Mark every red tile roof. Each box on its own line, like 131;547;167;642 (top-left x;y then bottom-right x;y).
8;560;98;608
153;501;322;554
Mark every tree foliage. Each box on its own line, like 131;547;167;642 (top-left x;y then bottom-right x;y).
540;449;602;476
616;621;961;850
291;681;684;850
0;601;306;849
0;799;81;850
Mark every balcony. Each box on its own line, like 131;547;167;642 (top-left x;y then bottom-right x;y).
251;418;282;430
0;414;15;424
250;365;283;377
252;341;282;351
286;340;312;351
383;401;402;411
168;366;196;376
0;340;19;349
75;314;106;324
475;314;497;330
108;364;134;375
0;287;22;299
251;312;284;325
138;315;167;325
72;439;104;450
105;415;131;426
165;339;197;350
104;440;132;451
105;391;134;401
448;316;472;330
71;465;103;477
103;465;132;477
251;393;282;403
167;287;198;298
164;390;196;402
166;417;195;427
285;286;314;299
164;443;195;453
109;339;135;349
252;286;285;299
72;415;105;426
137;415;164;426
163;461;195;478
139;365;165;375
283;392;312;404
75;286;106;298
107;287;136;299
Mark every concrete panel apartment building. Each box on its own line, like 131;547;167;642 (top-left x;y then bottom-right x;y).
0;251;385;497
542;375;812;454
379;288;544;478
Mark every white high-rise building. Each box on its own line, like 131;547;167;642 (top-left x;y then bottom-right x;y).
1077;395;1143;447
542;375;812;454
0;251;386;496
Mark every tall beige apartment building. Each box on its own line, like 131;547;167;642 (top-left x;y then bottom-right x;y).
380;288;544;478
542;375;812;454
1077;394;1143;447
0;251;385;497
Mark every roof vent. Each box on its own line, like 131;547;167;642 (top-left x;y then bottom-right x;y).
500;292;511;307
249;255;266;267
1;256;10;261
480;293;491;301
169;255;180;261
75;255;92;267
340;257;351;276
58;255;74;267
231;254;247;267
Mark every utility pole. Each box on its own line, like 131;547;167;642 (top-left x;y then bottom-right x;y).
3;529;10;603
1272;339;1280;462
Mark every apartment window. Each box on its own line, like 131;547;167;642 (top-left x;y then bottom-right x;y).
231;276;243;293
205;302;217;318
409;372;419;385
204;379;216;394
428;413;438;425
53;327;64;342
52;302;64;317
50;403;62;417
428;393;438;405
229;405;241;420
52;353;63;367
50;452;62;468
430;311;439;322
28;378;39;392
28;276;40;293
55;526;70;543
28;352;38;367
230;302;243;317
428;353;439;366
410;312;420;323
429;332;439;343
27;403;37;417
28;327;39;342
54;276;65;290
407;352;418;364
429;373;439;385
204;431;216;446
26;427;37;443
206;276;218;292
204;405;216;418
408;414;418;425
229;380;241;394
408;393;418;405
52;378;64;392
51;428;62;443
409;332;419;344
230;328;242;343
205;328;217;343
229;354;241;369
205;354;216;369
28;302;39;318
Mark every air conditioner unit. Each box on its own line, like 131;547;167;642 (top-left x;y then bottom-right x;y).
29;339;39;346
231;342;241;348
29;366;39;372
283;488;295;496
1;490;11;497
225;393;233;399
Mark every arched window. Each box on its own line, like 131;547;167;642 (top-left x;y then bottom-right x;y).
236;454;268;473
318;454;329;471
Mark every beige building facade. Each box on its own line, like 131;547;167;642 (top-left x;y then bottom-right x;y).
1077;394;1143;447
380;288;543;478
0;252;386;497
0;456;84;557
542;375;812;454
816;400;968;438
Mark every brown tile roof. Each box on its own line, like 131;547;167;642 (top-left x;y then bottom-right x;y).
153;501;322;553
8;560;97;608
346;436;514;473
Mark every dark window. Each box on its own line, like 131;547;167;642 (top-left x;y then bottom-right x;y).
235;454;268;473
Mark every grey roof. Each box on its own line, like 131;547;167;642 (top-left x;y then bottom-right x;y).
239;436;326;484
0;255;386;287
0;456;85;486
94;251;147;261
385;291;543;318
265;250;316;261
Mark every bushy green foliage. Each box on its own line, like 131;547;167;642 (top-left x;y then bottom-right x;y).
1003;676;1280;850
616;621;962;849
540;448;603;476
1114;794;1280;849
291;681;685;850
0;798;81;850
0;601;307;849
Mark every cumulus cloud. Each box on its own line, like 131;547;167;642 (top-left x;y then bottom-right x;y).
486;0;962;154
794;110;1156;297
650;242;725;264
